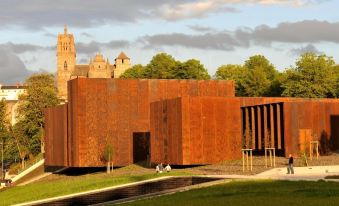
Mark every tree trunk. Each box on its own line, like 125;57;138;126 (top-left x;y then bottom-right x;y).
107;161;110;174
111;161;114;172
21;158;25;170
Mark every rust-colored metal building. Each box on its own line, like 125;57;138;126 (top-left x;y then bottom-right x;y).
150;97;242;165
45;78;235;167
44;78;339;168
240;98;339;156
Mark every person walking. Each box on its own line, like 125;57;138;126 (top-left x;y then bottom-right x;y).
287;154;294;174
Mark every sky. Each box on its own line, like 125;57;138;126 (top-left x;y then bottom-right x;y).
0;0;339;84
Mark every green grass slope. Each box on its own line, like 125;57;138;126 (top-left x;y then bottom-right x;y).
120;180;339;206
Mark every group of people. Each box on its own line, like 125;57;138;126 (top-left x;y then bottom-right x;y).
156;163;171;173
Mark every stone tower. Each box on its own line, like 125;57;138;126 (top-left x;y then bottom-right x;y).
57;26;76;100
88;54;112;78
114;52;131;78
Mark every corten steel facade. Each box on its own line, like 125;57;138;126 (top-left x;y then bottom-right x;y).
44;105;68;166
241;98;339;156
150;97;242;165
45;78;235;167
44;78;339;167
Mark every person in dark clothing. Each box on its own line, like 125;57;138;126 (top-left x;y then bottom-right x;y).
287;154;294;174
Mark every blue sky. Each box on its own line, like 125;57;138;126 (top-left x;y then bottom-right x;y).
0;0;339;83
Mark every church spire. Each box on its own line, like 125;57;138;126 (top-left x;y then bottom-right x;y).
64;25;68;35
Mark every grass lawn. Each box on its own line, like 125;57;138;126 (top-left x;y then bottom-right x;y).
120;180;339;206
0;167;191;206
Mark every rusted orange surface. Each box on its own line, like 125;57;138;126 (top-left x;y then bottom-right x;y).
44;78;339;167
150;97;242;165
45;78;235;167
241;98;339;156
44;104;68;166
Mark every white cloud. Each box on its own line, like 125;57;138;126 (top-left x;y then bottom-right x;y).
0;0;329;29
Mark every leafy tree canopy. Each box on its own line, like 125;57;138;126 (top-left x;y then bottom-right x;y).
282;53;337;98
244;55;277;80
0;99;8;138
120;64;146;79
215;55;281;97
120;53;210;80
17;73;60;154
215;64;247;96
176;59;210;80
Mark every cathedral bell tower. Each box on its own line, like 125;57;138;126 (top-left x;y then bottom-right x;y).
57;25;76;100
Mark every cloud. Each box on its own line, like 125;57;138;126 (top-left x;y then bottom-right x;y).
76;42;101;55
188;25;216;32
78;58;89;64
76;40;130;54
44;32;56;38
0;0;329;29
0;0;182;29
249;20;339;44
0;40;129;56
160;2;238;21
0;48;34;84
140;20;339;50
289;44;322;56
140;32;247;50
0;42;53;54
81;32;93;38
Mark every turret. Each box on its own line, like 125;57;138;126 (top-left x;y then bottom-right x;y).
114;52;131;78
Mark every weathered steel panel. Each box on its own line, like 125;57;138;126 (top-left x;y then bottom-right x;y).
151;97;241;165
52;78;235;167
45;77;339;167
44;104;68;166
238;99;339;156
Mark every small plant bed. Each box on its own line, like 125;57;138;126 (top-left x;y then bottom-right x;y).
119;180;339;206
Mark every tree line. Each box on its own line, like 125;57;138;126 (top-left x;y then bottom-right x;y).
0;74;59;168
121;52;339;98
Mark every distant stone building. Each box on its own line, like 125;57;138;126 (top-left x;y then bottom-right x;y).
0;84;25;125
56;26;131;100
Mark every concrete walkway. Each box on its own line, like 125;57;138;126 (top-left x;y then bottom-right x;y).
254;165;339;180
257;165;339;176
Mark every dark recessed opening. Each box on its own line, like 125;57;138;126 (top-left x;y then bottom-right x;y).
133;132;150;164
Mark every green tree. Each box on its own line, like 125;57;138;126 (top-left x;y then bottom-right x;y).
334;65;339;97
244;55;277;80
215;64;247;96
282;53;337;98
120;64;146;79
242;55;280;96
243;67;271;97
103;144;114;174
144;53;179;79
0;99;8;138
12;122;30;169
0;100;21;166
176;59;210;80
16;73;60;155
121;53;211;80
